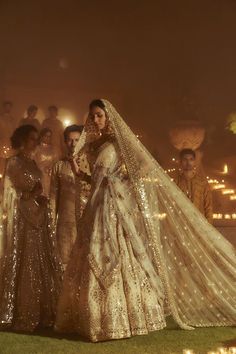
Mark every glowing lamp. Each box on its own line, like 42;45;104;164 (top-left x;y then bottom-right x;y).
213;214;223;219
224;214;231;219
223;164;228;174
63;118;72;127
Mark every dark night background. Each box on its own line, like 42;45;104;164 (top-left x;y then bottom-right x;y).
0;0;236;167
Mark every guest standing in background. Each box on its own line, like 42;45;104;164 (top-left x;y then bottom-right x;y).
42;106;64;158
0;101;16;144
175;148;213;223
0;101;16;188
34;128;58;197
19;104;41;131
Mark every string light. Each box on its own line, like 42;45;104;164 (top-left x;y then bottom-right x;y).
208;179;219;184
213;184;225;190
213;214;223;219
222;189;235;195
224;214;231;219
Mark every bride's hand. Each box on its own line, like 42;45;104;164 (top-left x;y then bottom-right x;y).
69;157;81;176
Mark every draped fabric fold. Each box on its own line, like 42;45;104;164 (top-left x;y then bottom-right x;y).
101;100;236;329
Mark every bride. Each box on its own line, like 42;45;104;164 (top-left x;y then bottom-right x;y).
55;99;236;342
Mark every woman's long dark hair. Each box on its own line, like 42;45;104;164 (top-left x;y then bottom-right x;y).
11;125;38;149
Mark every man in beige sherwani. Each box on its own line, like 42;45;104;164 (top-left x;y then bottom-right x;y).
175;148;213;224
50;124;91;268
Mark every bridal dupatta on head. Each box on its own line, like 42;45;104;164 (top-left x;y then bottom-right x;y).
75;99;236;330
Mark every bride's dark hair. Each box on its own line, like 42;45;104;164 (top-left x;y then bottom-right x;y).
89;99;106;111
87;99;115;150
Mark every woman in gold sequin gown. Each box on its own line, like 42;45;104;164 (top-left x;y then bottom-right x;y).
0;125;62;332
34;128;58;197
55;100;236;342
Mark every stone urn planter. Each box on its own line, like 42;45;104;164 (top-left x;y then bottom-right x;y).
169;120;205;151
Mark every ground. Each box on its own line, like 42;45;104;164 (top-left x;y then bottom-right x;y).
0;318;235;354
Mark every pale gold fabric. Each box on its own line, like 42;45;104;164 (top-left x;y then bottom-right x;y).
0;113;16;180
55;100;236;342
50;153;91;266
0;113;16;156
0;154;62;331
34;143;58;197
42;119;64;158
175;172;213;223
19;117;41;131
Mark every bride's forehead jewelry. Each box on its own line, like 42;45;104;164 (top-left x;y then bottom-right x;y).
104;107;109;115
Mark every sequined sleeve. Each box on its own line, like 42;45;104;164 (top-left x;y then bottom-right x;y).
5;158;26;196
49;162;60;224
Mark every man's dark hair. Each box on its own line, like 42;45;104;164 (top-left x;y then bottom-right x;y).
64;124;84;141
48;105;58;112
179;148;196;160
27;104;38;115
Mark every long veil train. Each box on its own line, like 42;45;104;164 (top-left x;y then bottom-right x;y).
75;99;236;330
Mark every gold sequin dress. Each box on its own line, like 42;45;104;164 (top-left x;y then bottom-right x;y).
0;154;62;332
34;143;58;197
55;100;236;342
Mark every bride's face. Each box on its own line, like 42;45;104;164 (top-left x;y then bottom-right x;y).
89;106;107;131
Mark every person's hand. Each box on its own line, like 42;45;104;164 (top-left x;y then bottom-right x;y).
69;157;81;176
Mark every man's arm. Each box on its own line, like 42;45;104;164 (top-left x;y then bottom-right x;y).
203;182;213;224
